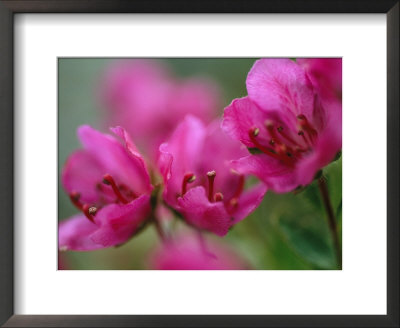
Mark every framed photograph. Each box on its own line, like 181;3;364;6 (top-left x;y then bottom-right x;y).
1;1;398;327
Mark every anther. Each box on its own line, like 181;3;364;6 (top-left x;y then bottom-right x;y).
207;171;216;202
207;170;216;177
278;125;302;149
298;130;311;146
248;128;293;166
102;174;129;204
297;114;318;143
88;207;98;215
181;173;196;196
214;192;224;202
82;204;96;223
250;127;260;137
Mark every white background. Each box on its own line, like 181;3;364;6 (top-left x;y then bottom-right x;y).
14;14;387;315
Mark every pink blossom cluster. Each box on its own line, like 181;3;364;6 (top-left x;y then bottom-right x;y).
59;58;342;269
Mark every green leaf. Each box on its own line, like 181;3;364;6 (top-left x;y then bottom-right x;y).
279;218;337;269
299;181;322;212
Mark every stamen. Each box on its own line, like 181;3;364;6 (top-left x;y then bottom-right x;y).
264;121;282;144
214;192;224;202
252;127;260;136
297;114;318;143
69;191;83;211
88;207;98;215
248;128;294;166
207;171;216;202
277;126;303;149
82;204;96;223
102;174;129;204
118;183;138;199
298;130;311;147
181;173;196;196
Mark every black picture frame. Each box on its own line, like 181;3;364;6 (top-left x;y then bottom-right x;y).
0;1;398;327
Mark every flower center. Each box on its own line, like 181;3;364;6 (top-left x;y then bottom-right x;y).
248;114;318;167
179;169;247;215
297;114;318;145
68;173;137;223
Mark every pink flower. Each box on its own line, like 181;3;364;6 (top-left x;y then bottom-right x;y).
59;125;153;251
222;59;342;193
158;115;267;236
149;233;248;270
100;60;220;160
297;58;342;102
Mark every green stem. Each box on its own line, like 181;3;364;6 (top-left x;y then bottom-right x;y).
318;176;342;269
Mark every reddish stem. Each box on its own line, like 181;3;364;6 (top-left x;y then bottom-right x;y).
318;176;342;269
103;174;129;204
181;173;196;196
207;171;216;202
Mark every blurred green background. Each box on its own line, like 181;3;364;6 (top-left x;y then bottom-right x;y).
58;58;342;270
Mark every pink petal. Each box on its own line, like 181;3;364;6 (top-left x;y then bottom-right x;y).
158;115;207;206
150;234;248;270
297;58;342;100
110;125;152;191
99;60;220;162
78;125;151;195
231;183;267;224
100;60;173;139
222;96;271;147
231;155;299;193
247;59;315;119
91;194;151;247
61;150;109;204
59;196;151;251
296;101;342;186
222;97;299;150
197;119;249;199
171;78;220;124
177;186;231;236
58;214;103;251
